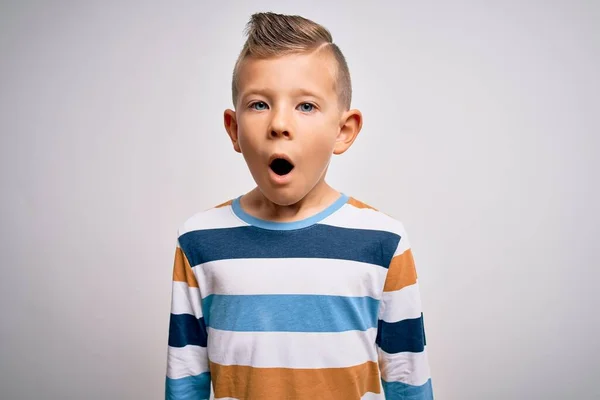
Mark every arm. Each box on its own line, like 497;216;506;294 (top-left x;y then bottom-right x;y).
165;239;211;400
377;228;433;399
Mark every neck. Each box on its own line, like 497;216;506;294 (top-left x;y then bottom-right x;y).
241;180;341;223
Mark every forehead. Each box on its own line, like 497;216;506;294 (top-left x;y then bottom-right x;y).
237;50;337;99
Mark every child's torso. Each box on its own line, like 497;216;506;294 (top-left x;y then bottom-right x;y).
178;199;403;399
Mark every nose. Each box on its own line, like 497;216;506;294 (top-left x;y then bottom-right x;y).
269;107;293;139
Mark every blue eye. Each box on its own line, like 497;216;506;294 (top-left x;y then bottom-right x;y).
250;101;268;110
299;103;314;112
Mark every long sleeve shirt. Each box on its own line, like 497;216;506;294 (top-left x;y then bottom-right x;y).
165;193;433;400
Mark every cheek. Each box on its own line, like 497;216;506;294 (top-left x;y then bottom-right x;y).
306;133;338;165
311;120;339;152
237;119;262;150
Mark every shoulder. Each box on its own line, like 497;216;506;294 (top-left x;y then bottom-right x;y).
177;198;242;238
323;195;409;238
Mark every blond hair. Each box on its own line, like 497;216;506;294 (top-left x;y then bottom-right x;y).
231;12;352;110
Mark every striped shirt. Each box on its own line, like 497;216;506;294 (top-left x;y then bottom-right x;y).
165;193;433;400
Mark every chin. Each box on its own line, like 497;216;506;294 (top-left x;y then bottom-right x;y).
259;186;307;206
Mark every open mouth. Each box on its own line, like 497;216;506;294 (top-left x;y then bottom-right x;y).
269;157;295;176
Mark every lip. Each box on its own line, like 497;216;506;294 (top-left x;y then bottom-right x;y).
268;167;293;185
267;153;295;185
268;153;294;166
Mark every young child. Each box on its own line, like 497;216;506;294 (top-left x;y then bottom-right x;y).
165;12;433;400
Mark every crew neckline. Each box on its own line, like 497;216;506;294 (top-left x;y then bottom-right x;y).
231;193;349;231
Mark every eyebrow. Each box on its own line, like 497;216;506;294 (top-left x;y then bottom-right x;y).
240;88;326;103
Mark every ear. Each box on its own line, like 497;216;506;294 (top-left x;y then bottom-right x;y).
224;109;241;153
333;109;363;155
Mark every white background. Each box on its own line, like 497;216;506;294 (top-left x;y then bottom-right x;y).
1;1;598;399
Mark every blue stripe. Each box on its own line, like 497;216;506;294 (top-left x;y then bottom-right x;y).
382;378;433;400
376;314;426;354
165;372;211;400
202;294;380;332
179;224;400;268
168;314;208;348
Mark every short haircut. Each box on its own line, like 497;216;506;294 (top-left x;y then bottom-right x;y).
231;12;352;110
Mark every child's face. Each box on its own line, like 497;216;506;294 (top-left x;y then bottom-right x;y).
224;50;362;206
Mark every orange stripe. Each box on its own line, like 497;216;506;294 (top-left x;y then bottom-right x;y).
383;249;417;292
215;199;233;208
347;197;377;211
172;247;199;288
210;361;381;400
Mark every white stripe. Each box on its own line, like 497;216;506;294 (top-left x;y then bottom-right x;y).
322;204;411;257
194;257;387;298
166;345;209;379
378;347;431;386
170;281;203;318
361;392;386;399
393;239;411;258
379;283;422;322
207;327;379;369
179;206;246;235
321;204;407;238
